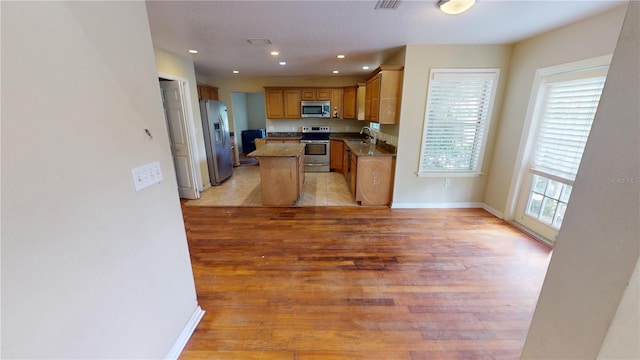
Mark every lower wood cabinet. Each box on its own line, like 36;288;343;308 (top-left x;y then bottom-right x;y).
330;139;344;172
355;156;395;206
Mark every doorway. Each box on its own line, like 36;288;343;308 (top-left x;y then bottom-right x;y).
231;92;266;156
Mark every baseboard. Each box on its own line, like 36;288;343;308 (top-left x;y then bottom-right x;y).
202;183;211;191
165;305;205;360
481;203;504;219
391;202;483;209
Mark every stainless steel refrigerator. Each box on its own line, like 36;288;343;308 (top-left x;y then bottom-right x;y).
200;100;233;185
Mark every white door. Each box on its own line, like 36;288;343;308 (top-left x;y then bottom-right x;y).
160;80;199;199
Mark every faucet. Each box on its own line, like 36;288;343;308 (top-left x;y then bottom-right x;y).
360;126;377;144
360;126;371;139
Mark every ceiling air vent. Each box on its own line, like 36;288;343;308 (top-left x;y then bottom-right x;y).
375;0;400;9
246;39;272;45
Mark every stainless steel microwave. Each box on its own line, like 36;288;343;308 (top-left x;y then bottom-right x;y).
301;101;330;118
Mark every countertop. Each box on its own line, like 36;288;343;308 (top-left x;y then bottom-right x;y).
345;142;397;157
265;132;397;157
248;143;305;157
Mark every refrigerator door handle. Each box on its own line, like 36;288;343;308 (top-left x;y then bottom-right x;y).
218;114;226;147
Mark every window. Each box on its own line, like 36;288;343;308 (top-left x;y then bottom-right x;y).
418;69;499;176
524;74;606;229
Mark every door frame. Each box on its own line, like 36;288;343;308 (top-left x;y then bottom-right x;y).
158;72;203;197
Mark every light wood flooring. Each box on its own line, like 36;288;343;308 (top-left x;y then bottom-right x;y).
186;165;357;207
179;206;551;359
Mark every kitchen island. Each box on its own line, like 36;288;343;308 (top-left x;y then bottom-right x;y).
248;143;305;206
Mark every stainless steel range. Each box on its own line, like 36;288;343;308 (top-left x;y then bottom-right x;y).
301;126;330;172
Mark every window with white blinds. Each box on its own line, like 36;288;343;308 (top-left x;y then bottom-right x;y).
418;69;499;176
531;76;606;182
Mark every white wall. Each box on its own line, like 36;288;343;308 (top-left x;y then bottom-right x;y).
598;256;640;359
484;5;627;215
1;2;199;358
522;2;638;358
154;47;211;190
392;45;513;208
247;93;267;130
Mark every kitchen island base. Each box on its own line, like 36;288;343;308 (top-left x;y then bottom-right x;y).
249;143;305;206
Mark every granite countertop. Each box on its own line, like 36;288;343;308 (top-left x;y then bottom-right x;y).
345;142;397;157
265;132;397;157
248;143;305;157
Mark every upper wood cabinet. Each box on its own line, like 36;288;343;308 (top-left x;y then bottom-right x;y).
364;66;403;124
265;88;301;119
301;89;331;101
266;85;367;120
265;88;285;119
342;86;357;120
283;90;301;119
197;84;219;101
330;88;343;119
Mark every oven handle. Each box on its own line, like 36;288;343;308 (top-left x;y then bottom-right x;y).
301;140;330;144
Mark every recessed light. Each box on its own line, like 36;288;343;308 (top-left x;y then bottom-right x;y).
279;61;287;65
337;54;345;59
232;70;239;74
362;66;370;70
332;70;339;74
188;49;198;54
271;51;280;56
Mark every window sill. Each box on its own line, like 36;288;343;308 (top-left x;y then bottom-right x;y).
416;172;483;178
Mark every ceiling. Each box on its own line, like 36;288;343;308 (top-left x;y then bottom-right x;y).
145;0;627;78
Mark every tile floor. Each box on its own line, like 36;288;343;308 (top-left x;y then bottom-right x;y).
185;164;358;207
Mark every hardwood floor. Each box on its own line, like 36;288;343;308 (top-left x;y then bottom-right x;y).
179;206;551;360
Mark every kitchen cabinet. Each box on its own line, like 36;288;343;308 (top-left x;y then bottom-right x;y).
330;139;344;172
349;152;357;196
265;88;284;118
342;145;349;177
197;84;219;101
342;86;357;120
265;88;301;119
356;156;395;206
330;88;343;119
248;143;305;206
284;90;301;119
342;142;396;206
301;89;331;101
364;66;403;124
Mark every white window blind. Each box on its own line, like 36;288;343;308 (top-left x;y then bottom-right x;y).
419;69;499;175
531;76;606;182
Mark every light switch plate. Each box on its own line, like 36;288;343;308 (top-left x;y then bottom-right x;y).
132;161;163;191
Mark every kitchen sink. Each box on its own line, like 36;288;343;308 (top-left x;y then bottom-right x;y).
346;139;367;144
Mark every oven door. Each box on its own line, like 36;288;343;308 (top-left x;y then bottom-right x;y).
301;140;330;172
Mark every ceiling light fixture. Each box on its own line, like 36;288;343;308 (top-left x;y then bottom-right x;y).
188;49;198;54
337;54;345;59
438;0;475;15
232;70;239;74
362;66;370;70
270;51;279;56
332;70;339;74
279;61;286;65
